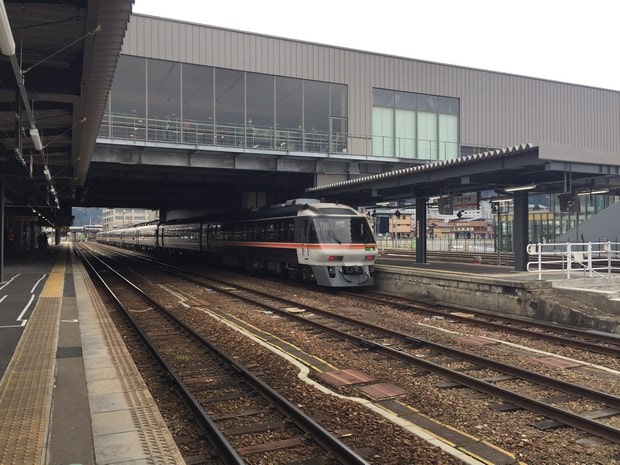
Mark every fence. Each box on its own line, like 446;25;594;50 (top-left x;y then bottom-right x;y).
526;241;620;282
376;237;497;253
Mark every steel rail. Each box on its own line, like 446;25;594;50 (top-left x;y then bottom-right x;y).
76;246;247;465
226;289;620;443
357;291;620;357
78;245;371;465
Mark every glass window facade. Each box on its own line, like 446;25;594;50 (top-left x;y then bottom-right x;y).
108;55;146;140
304;80;329;151
101;58;463;161
215;69;245;147
330;84;347;117
372;88;459;161
148;59;181;142
247;73;275;149
276;77;303;151
101;56;348;154
372;107;393;156
395;109;415;157
182;64;214;144
439;114;458;159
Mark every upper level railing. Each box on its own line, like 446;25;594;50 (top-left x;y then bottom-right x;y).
527;241;620;283
100;113;343;153
98;112;459;161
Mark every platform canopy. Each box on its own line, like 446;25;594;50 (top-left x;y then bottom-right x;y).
306;143;620;205
308;142;620;272
0;0;133;225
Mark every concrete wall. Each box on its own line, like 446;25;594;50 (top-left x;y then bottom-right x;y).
375;265;620;333
375;265;546;318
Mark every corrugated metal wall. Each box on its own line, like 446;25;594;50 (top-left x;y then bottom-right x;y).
122;15;620;154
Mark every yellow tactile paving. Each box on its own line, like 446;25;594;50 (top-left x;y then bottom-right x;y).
39;265;65;298
0;249;66;465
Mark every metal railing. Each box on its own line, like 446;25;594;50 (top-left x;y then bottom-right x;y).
527;241;620;282
99;112;459;161
100;113;339;152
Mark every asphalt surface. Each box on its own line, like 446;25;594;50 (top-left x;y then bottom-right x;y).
0;248;59;377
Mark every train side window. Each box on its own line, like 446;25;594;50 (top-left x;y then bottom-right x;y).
308;222;319;243
256;220;265;241
283;219;295;242
268;221;278;241
245;222;252;241
207;224;216;240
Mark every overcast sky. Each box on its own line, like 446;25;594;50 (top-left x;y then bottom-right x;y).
133;0;619;91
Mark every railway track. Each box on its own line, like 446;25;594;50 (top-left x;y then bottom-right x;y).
77;245;370;465
89;245;620;445
187;283;620;444
351;291;620;358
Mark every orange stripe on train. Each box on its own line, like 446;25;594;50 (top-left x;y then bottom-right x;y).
215;242;376;250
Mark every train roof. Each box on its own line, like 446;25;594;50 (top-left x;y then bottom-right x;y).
159;199;361;225
219;199;360;221
100;200;365;232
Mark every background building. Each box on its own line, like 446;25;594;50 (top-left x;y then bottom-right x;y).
102;208;159;231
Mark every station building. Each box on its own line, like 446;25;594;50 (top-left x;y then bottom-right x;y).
103;15;620;160
93;14;619;243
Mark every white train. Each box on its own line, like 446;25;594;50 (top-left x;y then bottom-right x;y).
97;199;377;287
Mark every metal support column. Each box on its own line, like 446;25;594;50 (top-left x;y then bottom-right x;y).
415;196;427;264
513;191;529;271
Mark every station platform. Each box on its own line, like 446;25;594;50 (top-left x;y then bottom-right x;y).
375;252;620;334
0;243;184;465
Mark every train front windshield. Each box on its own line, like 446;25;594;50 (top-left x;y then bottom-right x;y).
312;217;375;244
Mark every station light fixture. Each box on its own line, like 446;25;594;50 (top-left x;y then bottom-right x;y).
0;0;15;56
504;184;536;192
29;128;43;151
43;165;52;181
577;188;609;196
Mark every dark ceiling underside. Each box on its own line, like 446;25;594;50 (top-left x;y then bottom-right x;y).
82;161;315;210
0;0;132;224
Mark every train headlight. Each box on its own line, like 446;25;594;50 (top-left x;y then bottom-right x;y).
327;266;336;278
364;255;375;261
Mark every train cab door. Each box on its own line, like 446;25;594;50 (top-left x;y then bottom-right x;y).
301;219;310;261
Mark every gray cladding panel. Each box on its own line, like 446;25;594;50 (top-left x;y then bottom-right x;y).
124;15;620;154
